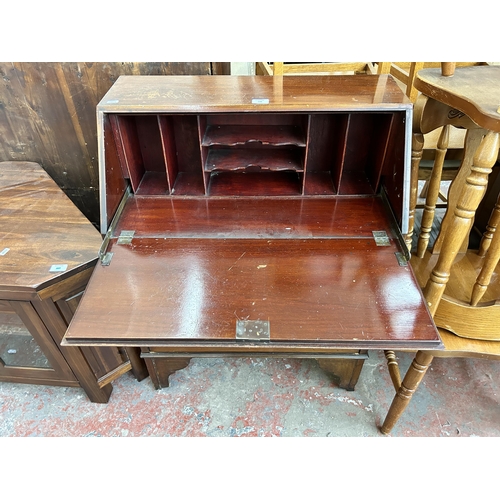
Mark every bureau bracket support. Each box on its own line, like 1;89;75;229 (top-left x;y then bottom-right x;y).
99;186;132;265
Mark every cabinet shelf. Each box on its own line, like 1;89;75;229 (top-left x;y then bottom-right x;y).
208;171;302;196
205;148;304;173
202;125;307;147
136;171;169;195
171;172;205;196
104;93;407;233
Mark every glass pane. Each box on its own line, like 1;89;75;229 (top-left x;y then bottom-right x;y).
0;311;52;368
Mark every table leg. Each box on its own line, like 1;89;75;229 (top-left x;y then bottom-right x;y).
380;350;434;435
124;347;149;381
318;356;366;391
144;357;192;390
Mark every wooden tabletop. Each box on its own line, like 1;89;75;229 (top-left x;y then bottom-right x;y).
0;162;103;293
415;66;500;132
98;75;412;114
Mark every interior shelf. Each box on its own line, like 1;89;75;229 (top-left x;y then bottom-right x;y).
303;172;336;195
136;171;169;195
171;172;206;196
205;148;304;172
202;125;307;147
208;171;303;196
107;111;405;206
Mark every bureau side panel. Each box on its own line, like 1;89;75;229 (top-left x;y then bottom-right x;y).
99;112;127;233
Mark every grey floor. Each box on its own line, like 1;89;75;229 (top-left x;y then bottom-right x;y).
1;186;498;438
1;349;499;437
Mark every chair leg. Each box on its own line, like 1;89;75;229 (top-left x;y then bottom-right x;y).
471;222;500;305
478;191;500;257
405;132;425;251
384;350;402;391
416;125;450;257
380;350;434;435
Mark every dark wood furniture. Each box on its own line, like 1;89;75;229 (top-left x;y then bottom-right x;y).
381;65;500;434
62;75;441;393
0;161;147;402
0;63;227;227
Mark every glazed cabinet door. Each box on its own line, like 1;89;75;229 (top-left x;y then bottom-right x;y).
0;300;77;385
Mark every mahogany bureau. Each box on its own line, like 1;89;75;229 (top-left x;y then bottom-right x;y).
62;75;442;392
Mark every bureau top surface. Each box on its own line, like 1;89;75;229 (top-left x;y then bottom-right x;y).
0;162;102;291
98;75;412;113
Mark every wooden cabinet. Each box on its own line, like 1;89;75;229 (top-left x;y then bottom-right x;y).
0;162;147;402
63;75;441;392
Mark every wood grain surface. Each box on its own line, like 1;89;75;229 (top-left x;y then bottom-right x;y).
0;161;102;292
415;66;500;131
114;196;398;239
98;75;412;113
0;63;217;225
64;237;438;347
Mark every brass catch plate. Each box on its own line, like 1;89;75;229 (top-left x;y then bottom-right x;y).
236;320;270;341
117;230;135;244
373;230;391;246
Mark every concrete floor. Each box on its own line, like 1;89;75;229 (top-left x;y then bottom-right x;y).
0;349;498;437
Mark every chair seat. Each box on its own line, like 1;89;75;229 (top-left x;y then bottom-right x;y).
411;250;500;341
415;66;500;132
381;64;500;436
434;327;500;360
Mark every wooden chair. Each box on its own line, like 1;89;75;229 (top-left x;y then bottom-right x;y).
382;62;487;102
384;63;488;213
255;62;386;76
381;63;500;435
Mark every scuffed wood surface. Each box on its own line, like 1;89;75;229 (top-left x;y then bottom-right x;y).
0;63;215;226
0;161;102;292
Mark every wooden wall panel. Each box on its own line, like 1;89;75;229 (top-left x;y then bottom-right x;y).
0;62;226;228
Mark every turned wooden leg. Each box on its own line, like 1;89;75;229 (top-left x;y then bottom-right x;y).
477;191;500;257
381;350;434;435
416;125;450;257
471;222;500;305
124;347;149;381
432;128;485;254
424;131;500;315
144;356;191;390
384;350;402;391
405;132;425;251
318;355;366;391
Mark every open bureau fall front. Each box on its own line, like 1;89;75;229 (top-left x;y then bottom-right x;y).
63;75;441;391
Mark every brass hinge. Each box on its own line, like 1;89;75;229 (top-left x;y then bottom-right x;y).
101;252;114;266
395;252;408;266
